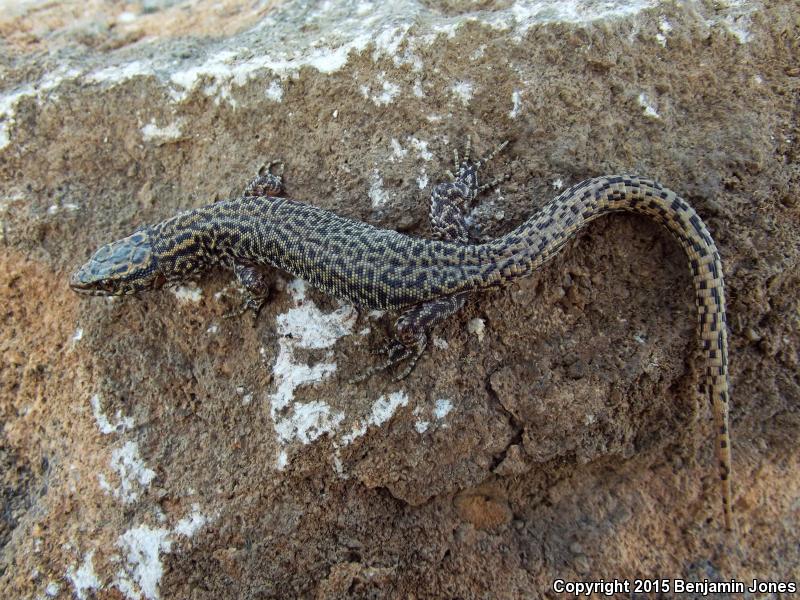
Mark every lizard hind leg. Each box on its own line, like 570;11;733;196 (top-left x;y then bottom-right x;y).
430;138;510;242
349;293;468;383
444;137;511;203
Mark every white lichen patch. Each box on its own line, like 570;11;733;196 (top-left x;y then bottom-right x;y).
274;400;346;445
265;80;284;102
637;92;660;119
509;90;523;118
375;22;417;67
510;0;657;31
433;398;453;420
5;0;690;129
414;397;454;435
117;11;137;24
91;394;134;435
66;551;101;600
87;61;154;85
98;474;112;494
340;391;409;445
270;279;356;464
276;295;357;354
360;72;401;106
114;525;171;600
105;441;156;504
450;81;474;106
168;49;239;101
656;16;672;46
0;66;79;149
368;169;390;208
174;505;207;538
276;449;289;471
66;504;207;599
140;119;184;145
1;2;668;118
409;137;433;161
709;0;755;43
171;284;203;303
0;85;36;150
271;343;337;411
390;138;408;160
470;44;487;60
69;505;210;600
46;202;80;215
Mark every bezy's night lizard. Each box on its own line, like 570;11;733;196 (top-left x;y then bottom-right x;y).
70;139;734;532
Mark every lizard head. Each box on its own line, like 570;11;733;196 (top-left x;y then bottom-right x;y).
70;229;164;296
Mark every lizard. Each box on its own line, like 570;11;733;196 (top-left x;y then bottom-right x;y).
70;138;734;532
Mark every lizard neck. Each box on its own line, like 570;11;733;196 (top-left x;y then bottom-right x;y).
149;198;277;283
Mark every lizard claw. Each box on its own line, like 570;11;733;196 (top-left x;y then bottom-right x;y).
348;334;427;383
223;296;266;324
260;160;285;176
475;139;509;169
477;170;512;193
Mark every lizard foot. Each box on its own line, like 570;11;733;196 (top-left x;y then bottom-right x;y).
223;295;267;324
445;137;509;182
242;160;286;197
349;334;428;384
439;137;510;208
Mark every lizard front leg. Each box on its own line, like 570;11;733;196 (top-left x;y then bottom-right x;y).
224;161;286;320
223;264;271;322
242;160;286;198
352;138;509;381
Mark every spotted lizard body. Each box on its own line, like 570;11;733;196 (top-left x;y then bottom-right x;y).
70;140;734;531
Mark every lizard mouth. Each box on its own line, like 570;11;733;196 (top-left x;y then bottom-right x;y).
69;268;166;296
69;272;119;295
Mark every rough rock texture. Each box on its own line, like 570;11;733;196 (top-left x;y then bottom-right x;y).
1;0;798;598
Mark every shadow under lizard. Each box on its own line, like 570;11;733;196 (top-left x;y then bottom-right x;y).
70;139;735;533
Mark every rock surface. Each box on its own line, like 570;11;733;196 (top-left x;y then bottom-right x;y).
1;0;798;598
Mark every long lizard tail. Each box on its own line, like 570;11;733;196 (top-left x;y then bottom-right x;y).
482;175;733;531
